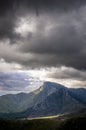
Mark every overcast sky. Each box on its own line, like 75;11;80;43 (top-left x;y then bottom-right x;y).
0;0;86;94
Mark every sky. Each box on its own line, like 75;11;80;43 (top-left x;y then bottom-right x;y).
0;0;86;94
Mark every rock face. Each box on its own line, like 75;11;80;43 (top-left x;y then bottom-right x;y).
0;81;86;118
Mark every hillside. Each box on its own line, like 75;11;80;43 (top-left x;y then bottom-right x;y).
0;81;86;118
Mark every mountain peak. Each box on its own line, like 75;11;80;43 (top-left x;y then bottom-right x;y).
35;81;67;97
43;81;66;89
33;86;44;94
33;81;66;94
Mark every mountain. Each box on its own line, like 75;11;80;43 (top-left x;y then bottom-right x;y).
0;92;36;113
69;88;86;104
20;82;86;118
0;81;86;118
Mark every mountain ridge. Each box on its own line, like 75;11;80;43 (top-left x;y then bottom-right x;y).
0;81;86;118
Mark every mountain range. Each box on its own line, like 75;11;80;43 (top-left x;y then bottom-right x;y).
0;81;86;118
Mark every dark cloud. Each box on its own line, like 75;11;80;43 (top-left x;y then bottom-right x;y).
17;10;86;70
0;0;86;41
0;0;86;93
0;0;86;13
47;67;86;81
0;0;86;71
22;24;83;54
0;14;19;41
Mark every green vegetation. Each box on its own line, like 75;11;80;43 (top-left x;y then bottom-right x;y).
0;116;86;130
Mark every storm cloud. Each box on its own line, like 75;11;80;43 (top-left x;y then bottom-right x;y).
0;8;86;69
47;66;86;81
0;0;86;88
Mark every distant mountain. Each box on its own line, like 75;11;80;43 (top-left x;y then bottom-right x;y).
0;81;86;118
0;92;36;113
